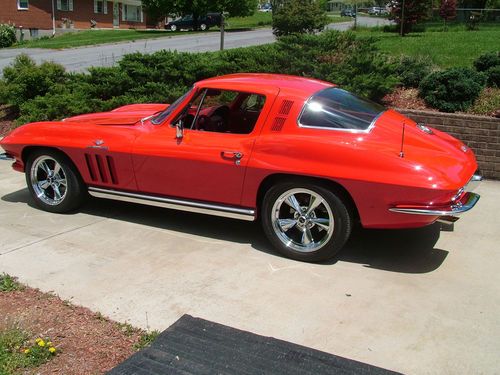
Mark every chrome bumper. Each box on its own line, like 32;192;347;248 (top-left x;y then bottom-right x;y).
389;192;480;216
0;153;14;161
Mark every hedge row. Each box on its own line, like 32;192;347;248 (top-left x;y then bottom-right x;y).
0;31;400;124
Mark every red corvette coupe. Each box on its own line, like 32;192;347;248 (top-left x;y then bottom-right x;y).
0;74;481;262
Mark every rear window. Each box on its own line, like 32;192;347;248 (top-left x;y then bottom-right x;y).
299;88;385;131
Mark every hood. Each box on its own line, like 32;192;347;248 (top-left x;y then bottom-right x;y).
63;104;168;126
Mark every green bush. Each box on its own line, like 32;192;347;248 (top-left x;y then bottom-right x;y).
0;24;16;48
272;0;329;36
485;66;500;87
393;55;434;88
3;31;400;124
1;55;66;109
419;67;486;112
473;51;500;72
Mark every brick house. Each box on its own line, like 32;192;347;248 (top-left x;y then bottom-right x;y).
0;0;156;37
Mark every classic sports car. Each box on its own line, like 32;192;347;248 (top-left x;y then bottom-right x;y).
0;74;481;262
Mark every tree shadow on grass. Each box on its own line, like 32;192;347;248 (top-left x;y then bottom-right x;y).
3;188;447;274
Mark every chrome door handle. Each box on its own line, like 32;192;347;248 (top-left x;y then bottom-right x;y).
222;151;243;159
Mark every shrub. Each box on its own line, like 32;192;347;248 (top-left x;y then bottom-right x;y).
0;24;16;48
394;55;434;88
272;0;329;37
419;67;486;112
473;51;500;72
485;66;500;87
1;55;66;109
469;88;500;116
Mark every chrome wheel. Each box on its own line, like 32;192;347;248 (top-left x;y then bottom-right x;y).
30;156;67;206
271;188;334;253
170;24;177;31
200;23;207;31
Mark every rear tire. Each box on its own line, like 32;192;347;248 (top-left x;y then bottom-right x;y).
25;149;85;213
261;181;352;262
200;23;207;31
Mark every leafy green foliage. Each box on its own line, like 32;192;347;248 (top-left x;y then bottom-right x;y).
419;67;486;112
0;24;16;48
272;0;328;36
2;31;401;124
134;330;160;350
393;55;434;88
473;51;500;72
388;0;432;35
0;274;23;292
485;66;500;87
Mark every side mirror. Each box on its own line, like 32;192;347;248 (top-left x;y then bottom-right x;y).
175;119;184;139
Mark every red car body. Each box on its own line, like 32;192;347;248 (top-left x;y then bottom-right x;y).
0;74;481;260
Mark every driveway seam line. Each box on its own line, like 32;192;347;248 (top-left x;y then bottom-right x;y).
0;218;108;256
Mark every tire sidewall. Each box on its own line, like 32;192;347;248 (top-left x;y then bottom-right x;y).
25;149;85;213
261;181;352;262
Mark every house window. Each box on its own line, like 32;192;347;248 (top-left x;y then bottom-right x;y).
94;0;108;14
17;0;29;10
57;0;74;11
122;4;142;22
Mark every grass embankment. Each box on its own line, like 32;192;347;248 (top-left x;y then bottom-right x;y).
355;23;500;68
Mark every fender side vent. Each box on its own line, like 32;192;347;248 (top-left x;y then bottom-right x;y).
106;156;118;184
84;153;97;181
94;155;108;183
271;117;286;132
279;100;294;115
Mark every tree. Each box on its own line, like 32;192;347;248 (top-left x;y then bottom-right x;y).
388;0;432;36
142;0;257;29
439;0;457;30
272;0;328;36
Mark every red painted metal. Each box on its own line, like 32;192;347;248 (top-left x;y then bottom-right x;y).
0;73;478;228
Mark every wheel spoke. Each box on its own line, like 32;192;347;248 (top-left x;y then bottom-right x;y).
306;195;324;215
311;217;330;231
278;218;297;232
56;177;67;186
301;228;313;245
53;162;62;176
53;185;62;201
38;180;50;190
284;194;302;213
39;161;51;176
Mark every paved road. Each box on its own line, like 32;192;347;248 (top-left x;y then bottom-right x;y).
0;159;498;374
0;17;391;74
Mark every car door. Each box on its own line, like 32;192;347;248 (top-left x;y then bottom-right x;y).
132;87;277;206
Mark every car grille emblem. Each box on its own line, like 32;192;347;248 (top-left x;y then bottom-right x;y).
94;139;104;146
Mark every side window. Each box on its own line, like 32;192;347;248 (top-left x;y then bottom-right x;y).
179;89;266;134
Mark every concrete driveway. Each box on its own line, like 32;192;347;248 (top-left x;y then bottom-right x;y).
1;161;499;374
0;17;391;74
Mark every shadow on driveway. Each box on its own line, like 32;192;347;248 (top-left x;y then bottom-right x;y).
3;188;447;274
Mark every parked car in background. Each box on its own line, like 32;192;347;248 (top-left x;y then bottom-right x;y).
165;13;221;31
368;7;388;15
0;74;481;262
340;8;356;17
258;3;272;12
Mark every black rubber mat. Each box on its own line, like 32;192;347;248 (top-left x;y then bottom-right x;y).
108;314;402;375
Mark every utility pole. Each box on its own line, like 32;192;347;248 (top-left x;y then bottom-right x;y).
220;12;225;51
400;0;405;36
354;2;357;30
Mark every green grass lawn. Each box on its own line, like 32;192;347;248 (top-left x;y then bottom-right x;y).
226;12;272;29
355;24;500;68
15;29;186;49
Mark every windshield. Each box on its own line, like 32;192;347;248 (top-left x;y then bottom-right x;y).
299;88;385;131
151;87;193;125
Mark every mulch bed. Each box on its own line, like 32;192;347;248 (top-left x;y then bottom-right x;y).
0;105;17;137
0;286;144;374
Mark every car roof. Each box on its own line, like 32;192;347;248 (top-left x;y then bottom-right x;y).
196;73;334;98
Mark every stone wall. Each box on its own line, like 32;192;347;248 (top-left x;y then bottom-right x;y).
398;109;500;180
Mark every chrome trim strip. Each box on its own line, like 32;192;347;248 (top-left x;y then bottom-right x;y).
0;153;15;161
389;192;480;217
88;187;256;221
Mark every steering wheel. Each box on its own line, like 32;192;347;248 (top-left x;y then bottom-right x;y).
210;105;230;132
195;115;209;131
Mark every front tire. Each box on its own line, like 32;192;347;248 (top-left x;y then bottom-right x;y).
261;181;352;262
170;24;177;31
200;23;207;31
25;149;85;213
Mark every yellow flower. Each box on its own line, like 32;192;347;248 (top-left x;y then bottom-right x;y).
35;338;42;343
47;341;53;347
37;340;46;347
49;347;56;354
24;349;30;354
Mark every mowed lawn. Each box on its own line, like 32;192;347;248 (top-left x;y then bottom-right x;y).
360;25;500;68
